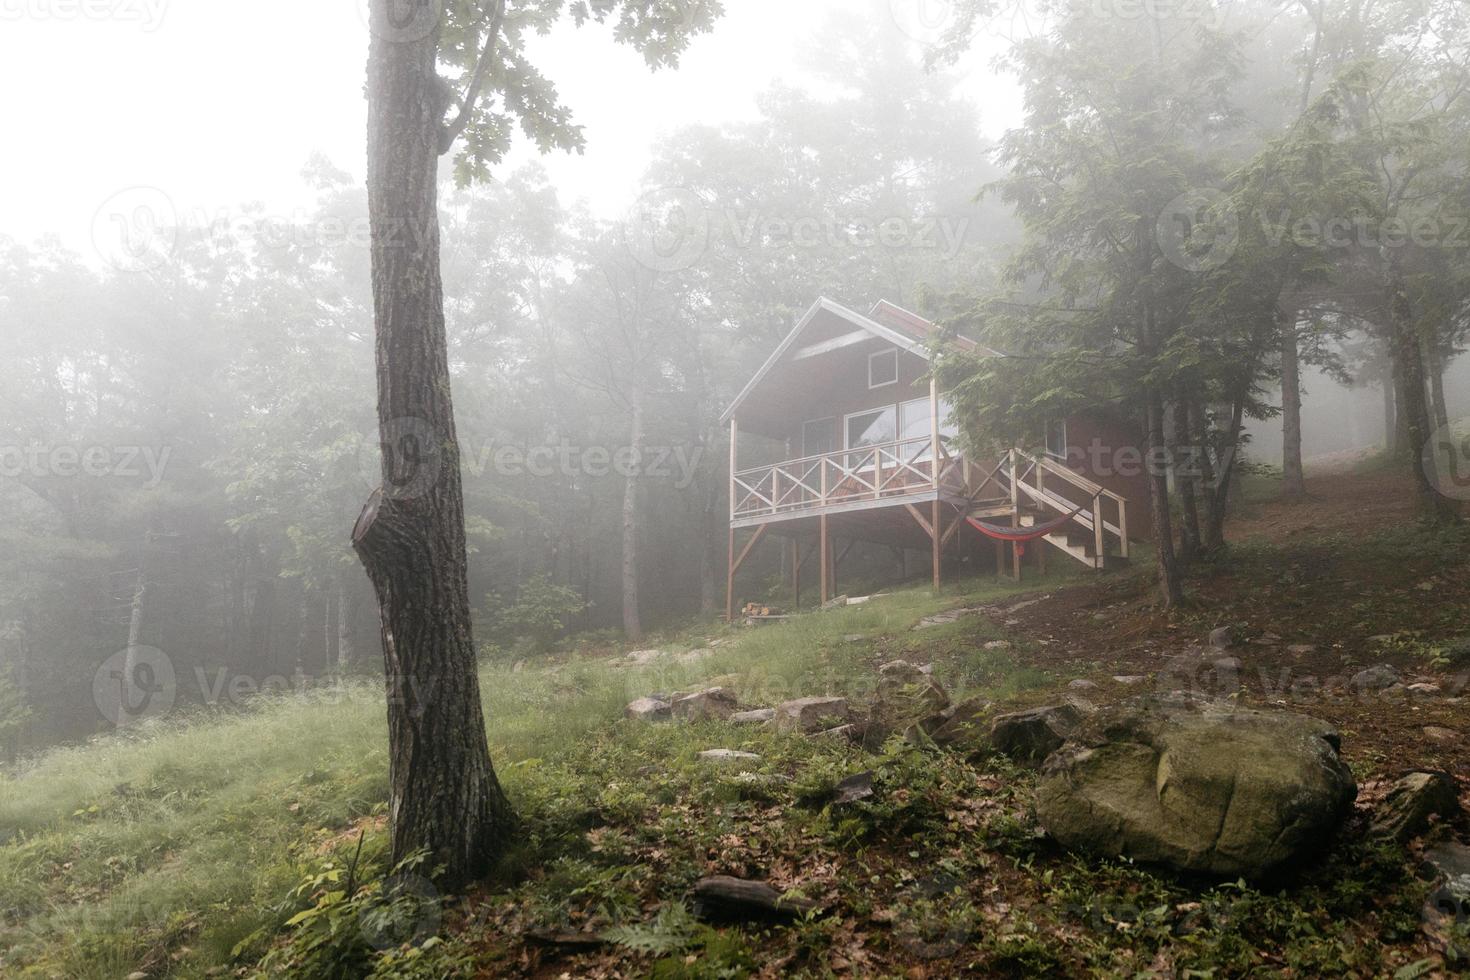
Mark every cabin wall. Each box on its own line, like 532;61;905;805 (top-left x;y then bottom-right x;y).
778;346;932;454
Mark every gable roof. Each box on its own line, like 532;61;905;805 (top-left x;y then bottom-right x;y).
719;298;996;425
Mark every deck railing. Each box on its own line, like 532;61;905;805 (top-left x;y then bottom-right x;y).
730;436;971;521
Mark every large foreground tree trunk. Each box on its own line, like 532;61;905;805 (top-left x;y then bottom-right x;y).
356;7;513;890
1280;312;1306;499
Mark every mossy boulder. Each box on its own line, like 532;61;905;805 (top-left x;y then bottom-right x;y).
1036;696;1356;879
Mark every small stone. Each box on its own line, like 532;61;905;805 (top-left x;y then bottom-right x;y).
843;634;865;643
698;749;762;768
830;771;875;805
983;640;1012;651
1112;675;1147;686
1350;664;1400;692
622;648;663;666
1208;626;1237;650
126;973;149;980
672;687;738;722
815;723;860;742
988;704;1083;766
931;695;992;748
1068;679;1100;691
1287;644;1317;656
1424;726;1460;743
1407;682;1441;696
729;708;775;725
1369;771;1460;843
774;696;851;733
625;697;671;722
877;660;927;685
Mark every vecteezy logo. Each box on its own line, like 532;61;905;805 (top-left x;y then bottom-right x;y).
358;417;444;500
91;186;178;273
892;872;973;959
889;0;959;46
1157;188;1239;272
356;0;442;43
623;187;710;272
1423;423;1470;501
93;645;177;727
360;872;442;950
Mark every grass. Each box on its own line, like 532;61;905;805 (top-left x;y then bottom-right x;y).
3;519;1464;977
0;568;1061;978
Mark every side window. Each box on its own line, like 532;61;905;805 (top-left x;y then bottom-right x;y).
868;348;898;388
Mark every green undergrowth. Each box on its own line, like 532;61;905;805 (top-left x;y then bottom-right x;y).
0;544;1457;977
0;568;1059;977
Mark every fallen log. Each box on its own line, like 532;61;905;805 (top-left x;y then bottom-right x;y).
692;875;820;921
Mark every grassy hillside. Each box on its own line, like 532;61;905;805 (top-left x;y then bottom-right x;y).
2;490;1467;977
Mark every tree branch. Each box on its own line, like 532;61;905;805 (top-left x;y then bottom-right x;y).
439;0;508;155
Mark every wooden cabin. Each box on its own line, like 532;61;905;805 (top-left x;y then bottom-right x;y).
722;297;1144;620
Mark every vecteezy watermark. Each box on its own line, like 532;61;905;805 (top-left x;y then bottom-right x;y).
1423;423;1470;502
93;645;177;727
1157;188;1240;273
1159;188;1470;273
357;420;705;497
92;186;179;273
0;442;172;487
889;0;960;46
360;872;443;950
354;0;442;43
0;0;168;30
623;187;711;273
621;186;974;273
892;872;974;959
1089;0;1224;28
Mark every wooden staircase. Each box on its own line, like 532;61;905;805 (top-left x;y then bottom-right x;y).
968;448;1130;572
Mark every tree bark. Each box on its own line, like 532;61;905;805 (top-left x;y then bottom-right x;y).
336;576;356;676
1425;335;1450;430
1145;390;1184;605
1171;396;1201;562
1387;260;1457;523
357;5;513;890
1280;312;1306;499
621;378;645;641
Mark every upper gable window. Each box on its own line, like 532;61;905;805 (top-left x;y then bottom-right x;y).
868;348;898;388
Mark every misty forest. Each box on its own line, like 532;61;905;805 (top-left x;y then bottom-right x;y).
2;0;1469;976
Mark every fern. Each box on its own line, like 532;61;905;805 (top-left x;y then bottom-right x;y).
603;903;700;955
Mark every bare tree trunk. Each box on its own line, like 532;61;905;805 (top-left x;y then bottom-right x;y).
119;572;147;729
1382;362;1397;454
1171;396;1201;562
621;380;645;641
1280;313;1306;499
355;4;513;890
1146;390;1183;605
1426;335;1450;430
336;576;356;676
1387;261;1457;523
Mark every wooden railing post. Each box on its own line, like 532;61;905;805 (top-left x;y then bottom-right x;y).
728;419;738;522
1118;496;1129;559
1093;492;1105;565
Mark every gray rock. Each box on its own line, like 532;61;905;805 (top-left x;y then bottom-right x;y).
1407;682;1441;696
1037;698;1356;878
1423;841;1470;954
1068;679;1100;692
774;696;851;733
1208;626;1238;650
1350;664;1400;692
877;660;927;685
729;708;775;725
931;695;992;748
815;723;861;743
983;640;1013;651
625;697;671;722
672;687;738;722
1425;726;1460;743
1112;675;1148;686
1369;771;1460;843
697;749;762;768
1286;644;1317;656
988;704;1082;766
